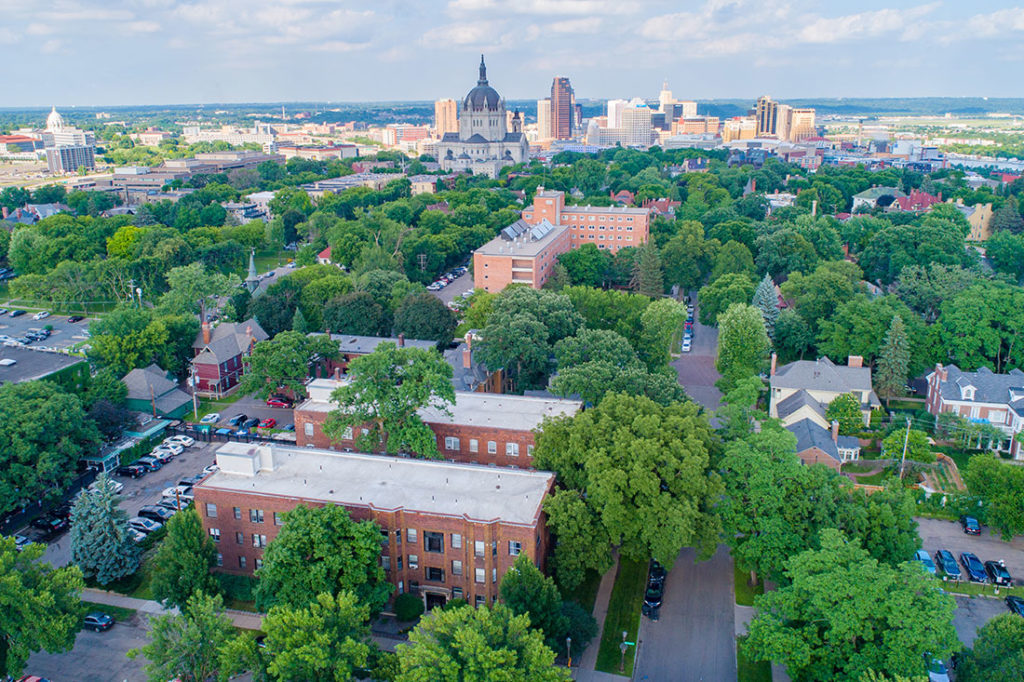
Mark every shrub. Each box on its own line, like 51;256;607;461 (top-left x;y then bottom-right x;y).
217;573;257;603
394;592;425;621
442;598;469;611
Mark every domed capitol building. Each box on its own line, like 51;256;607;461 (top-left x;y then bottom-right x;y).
437;56;529;178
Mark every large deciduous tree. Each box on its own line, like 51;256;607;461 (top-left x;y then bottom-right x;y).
716;303;770;389
964;454;1024;541
253;505;391;613
323;342;454;457
158;262;241;321
0;538;85;677
151;507;220;610
742;530;958;681
534;393;722;589
697;272;755;326
70;474;139;585
238;331;338;400
825;393;864;436
934;281;1024;373
129;592;234;682
500;554;570;652
323;291;390;336
393;292;458;344
395;603;570;682
955;613;1024;681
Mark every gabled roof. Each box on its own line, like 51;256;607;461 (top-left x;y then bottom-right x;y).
193;319;268;365
329;334;435;355
775;389;827;422
853;186;906;201
772;356;880;407
122;363;177;400
931;364;1024;408
788;418;861;462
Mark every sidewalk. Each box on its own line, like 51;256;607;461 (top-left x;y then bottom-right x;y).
572;557;626;682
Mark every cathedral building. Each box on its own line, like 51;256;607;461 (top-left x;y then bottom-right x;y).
437;56;529;179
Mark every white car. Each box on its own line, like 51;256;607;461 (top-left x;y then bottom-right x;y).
202;464;219;476
33;311;50;320
128;517;162;534
165;435;195;448
88;478;124;495
199;413;220;424
162;485;194;501
681;339;692;353
156;443;184;456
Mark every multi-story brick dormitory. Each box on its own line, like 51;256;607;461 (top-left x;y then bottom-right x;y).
293;378;583;467
194;441;555;609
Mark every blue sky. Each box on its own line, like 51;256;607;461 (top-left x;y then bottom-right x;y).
4;0;1024;106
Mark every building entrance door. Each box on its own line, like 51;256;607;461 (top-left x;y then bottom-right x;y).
425;592;447;611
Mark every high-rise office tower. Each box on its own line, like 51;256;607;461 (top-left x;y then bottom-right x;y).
550;77;574;139
755;95;778;137
537;97;552;140
434;98;458;136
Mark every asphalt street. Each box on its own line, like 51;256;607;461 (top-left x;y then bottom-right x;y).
634;544;736;682
672;295;722;413
25;617;151;682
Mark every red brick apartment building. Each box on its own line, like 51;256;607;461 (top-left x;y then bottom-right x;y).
194;442;555;609
473;188;650;292
294;379;582;467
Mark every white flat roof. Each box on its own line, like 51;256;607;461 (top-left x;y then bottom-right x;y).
474;223;568;258
420;392;582;431
199;442;553;526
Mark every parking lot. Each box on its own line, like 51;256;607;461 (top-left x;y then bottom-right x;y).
429;269;473;305
0;311;92;350
25;614;151;681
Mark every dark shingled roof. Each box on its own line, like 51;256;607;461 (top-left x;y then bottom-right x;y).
788;418;861;463
775;389;827;422
932;365;1024;409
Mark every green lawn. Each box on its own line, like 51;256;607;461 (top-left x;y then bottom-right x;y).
194;391;250;421
841;462;877;474
939;579;1024;599
734;564;764;607
737;637;772;682
567;569;603;614
854;470;894;486
81;600;137;625
595;558;646;676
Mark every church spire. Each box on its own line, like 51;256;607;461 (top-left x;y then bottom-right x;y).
478;54;488;85
245;247;259;293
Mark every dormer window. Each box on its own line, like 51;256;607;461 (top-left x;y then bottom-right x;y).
961;385;976;400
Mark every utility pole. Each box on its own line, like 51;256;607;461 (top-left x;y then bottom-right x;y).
898;416;912;479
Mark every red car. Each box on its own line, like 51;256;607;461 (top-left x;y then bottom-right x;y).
265;397;291;408
259;418;276;429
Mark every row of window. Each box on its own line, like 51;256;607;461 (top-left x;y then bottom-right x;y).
577;224;634;231
215;553;263;570
442;437;533;457
205;504;283;525
381;529;522;559
565;215;636;223
570;235;633;241
381;557;503;585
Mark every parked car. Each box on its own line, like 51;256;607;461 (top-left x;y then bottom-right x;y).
135;456;163;471
648;560;667;587
283;423;295;432
115;464;147;478
642;583;664;617
148;449;174;465
165;435;195;448
138;505;176;524
128;517;163;534
155;442;184;456
681;339;692;353
985;560;1013;586
162;485;193;501
127;528;147;543
82;612;114;632
179;474;205;488
9;309;25;317
227;414;248;426
914;549;937;575
67;315;85;323
925;655;950;682
203;464;219;476
200;413;221;424
265;397;292;408
0;309;7;316
88;478;124;495
32;311;50;320
959;552;987;583
934;550;962;580
259;418;277;429
960;515;981;536
158;497;188;511
242;417;261;428
30;516;68;538
1007;595;1024;617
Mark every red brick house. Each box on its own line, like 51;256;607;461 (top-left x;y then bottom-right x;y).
194;442;555;609
191;319;268;398
294;378;582;467
926;363;1024;459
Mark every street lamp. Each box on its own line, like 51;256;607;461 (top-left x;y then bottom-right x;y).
566;636;572;668
619;631;628;673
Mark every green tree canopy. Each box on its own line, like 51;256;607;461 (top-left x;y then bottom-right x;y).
254;504;392;613
553;328;639;370
742;530;958;681
874;315;910;400
882;427;935;464
70;474;140;585
323;291;390;336
549;361;687;407
158;262;241;321
500;554;570;652
934;281;1024;373
716;303;770;389
129;591;235;682
557;243;611;287
0;538;85;677
151;507;220;610
395;603;570;682
708;239;756;283
535;393;721;588
238;331;338;401
751;273;779;340
964;454;1024;540
825;393;864;436
393;292;458;344
697;272;755;326
631;238;663;297
780;260;864;335
323;342;454;456
956;613;1024;681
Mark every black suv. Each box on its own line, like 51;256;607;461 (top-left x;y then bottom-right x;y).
116;464;147;478
242;417;261;428
985;560;1013;586
642;583;664;620
960;515;981;535
30;515;68;538
138;505;175;524
227;414;248;426
648;560;667;588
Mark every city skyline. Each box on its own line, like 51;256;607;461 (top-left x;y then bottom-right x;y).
3;1;1024;107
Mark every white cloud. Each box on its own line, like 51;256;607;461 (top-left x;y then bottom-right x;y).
26;22;53;35
965;7;1024;37
41;38;62;52
448;0;628;16
122;20;160;33
421;20;504;46
796;4;938;43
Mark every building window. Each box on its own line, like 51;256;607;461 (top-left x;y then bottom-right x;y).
342;426;353;440
255;558;263;570
506;443;519;457
453;587;463;599
205;503;217;518
475;595;486;607
235;532;244;544
469;439;478;453
209;528;220;543
253;534;268;548
509;541;522;556
487;441;497;454
425;532;444;553
239;556;247;569
249;509;264;524
395;529;402;546
426;567;445;582
452;560;463;576
407;528;417;544
274;512;284;526
216;553;223;567
492;567;497;583
444;437;460;451
398;581;404;594
233;507;242;520
451;533;462;549
527;445;534;456
382;556;391;571
408;554;419;569
492;541;497;557
475;568;485;583
397;556;403;570
474;540;485;557
304;422;314;436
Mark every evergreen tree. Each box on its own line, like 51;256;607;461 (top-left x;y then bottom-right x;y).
500;554;569;652
631;240;663;297
151;507;220;610
751;273;780;340
291;306;310;334
874;315;910;400
70;473;139;585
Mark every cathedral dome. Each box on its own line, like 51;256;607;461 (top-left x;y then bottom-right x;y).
46;106;64;132
463;55;501;111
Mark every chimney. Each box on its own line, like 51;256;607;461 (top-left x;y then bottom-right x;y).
751;178;756;192
398;333;405;347
831;420;839;443
334;366;341;380
811;199;818;217
770;352;777;377
201;322;211;345
848;355;863;368
462;346;472;369
1;207;7;219
465;332;472;350
936;363;947;382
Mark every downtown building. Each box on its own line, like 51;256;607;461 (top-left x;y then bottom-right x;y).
194;441;555;609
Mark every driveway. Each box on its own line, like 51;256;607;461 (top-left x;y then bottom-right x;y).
430;271;473;305
634;544;736;682
953;594;1011;647
25;611;151;681
672;295;722;413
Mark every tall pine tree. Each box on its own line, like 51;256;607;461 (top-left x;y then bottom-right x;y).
751;273;780;340
875;315;910;401
70;474;140;585
291;307;310;334
631;239;664;298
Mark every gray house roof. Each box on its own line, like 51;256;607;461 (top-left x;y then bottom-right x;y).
788;418;861;463
123;364;178;401
932;365;1024;410
775;389;827;422
330;334;436;355
772;357;881;408
193;319;268;365
443;341;494;392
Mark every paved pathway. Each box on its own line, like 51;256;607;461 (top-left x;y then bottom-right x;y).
572;556;622;681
